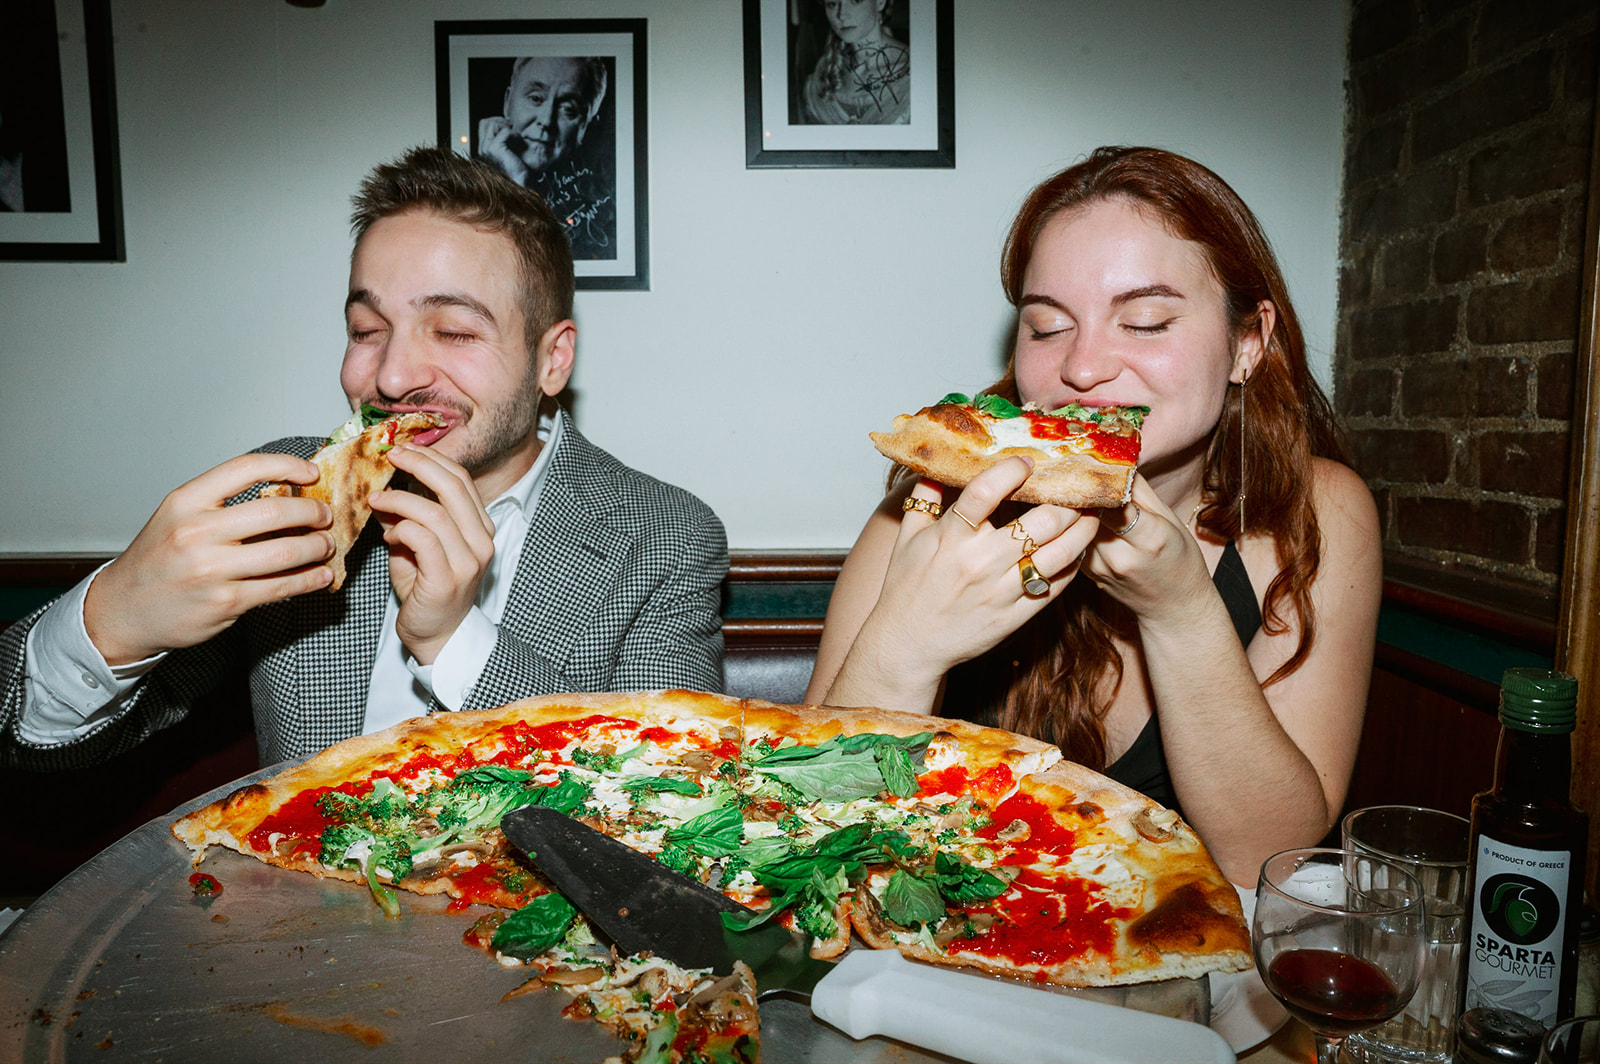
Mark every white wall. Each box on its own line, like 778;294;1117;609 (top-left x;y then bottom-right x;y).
0;0;1347;553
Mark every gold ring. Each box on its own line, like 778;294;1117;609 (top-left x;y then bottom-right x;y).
1112;504;1141;537
902;496;943;517
1006;520;1039;557
948;507;980;530
1018;556;1050;597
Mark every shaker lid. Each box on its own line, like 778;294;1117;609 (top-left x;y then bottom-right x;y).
1456;1007;1547;1064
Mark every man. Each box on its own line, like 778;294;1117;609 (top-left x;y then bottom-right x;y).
476;56;616;259
0;146;726;769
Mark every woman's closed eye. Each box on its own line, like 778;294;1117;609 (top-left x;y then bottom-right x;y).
1123;319;1175;336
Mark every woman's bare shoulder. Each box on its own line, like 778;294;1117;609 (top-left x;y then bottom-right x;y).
1309;457;1380;546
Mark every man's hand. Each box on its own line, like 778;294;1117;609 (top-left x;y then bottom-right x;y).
370;444;496;666
84;453;334;665
476;116;529;185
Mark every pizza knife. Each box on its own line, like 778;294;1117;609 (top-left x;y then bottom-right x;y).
499;805;1235;1064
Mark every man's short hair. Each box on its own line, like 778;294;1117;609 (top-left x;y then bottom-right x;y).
350;146;575;354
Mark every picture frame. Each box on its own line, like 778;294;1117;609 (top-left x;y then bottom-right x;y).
0;0;124;262
435;18;648;290
743;0;953;169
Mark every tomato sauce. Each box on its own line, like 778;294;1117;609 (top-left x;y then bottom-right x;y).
916;765;970;797
1022;412;1089;441
977;792;1076;864
444;861;542;912
1091;434;1139;464
957;869;1133;966
1019;412;1139;466
188;872;222;896
246;782;369;851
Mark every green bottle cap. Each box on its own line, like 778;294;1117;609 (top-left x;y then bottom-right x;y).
1499;667;1578;733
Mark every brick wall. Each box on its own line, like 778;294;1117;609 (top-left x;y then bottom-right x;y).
1337;0;1597;615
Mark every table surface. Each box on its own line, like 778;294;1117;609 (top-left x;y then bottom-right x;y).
1241;1020;1315;1064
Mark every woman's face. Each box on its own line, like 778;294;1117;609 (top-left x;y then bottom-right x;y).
824;0;886;44
1012;196;1260;472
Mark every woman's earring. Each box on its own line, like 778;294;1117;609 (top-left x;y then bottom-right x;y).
1237;369;1249;537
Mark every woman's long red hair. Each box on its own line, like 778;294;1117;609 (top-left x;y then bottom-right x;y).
966;146;1348;765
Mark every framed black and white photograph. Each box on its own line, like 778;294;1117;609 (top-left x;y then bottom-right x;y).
435;18;647;290
0;0;123;262
743;0;953;169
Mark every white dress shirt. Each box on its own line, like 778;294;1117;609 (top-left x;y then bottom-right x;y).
18;410;561;745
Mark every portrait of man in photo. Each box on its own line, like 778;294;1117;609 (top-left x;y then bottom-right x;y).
471;54;618;261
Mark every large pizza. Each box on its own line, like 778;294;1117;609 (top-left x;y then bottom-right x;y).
172;690;1248;1062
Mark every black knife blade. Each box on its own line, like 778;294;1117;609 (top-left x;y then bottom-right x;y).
500;804;832;998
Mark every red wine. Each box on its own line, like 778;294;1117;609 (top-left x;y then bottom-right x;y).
1265;949;1405;1038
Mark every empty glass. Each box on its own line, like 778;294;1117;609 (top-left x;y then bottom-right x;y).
1341;805;1471;1063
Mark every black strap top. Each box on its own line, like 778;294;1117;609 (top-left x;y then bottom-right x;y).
940;540;1262;818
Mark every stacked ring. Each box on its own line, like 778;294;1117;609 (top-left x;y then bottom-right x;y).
1006;520;1039;556
948;507;981;530
902;497;943;517
1018;557;1050;597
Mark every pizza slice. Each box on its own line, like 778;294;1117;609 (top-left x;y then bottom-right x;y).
850;760;1252;985
870;392;1147;508
260;405;445;589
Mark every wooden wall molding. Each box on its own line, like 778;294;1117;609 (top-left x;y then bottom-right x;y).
1556;77;1600;896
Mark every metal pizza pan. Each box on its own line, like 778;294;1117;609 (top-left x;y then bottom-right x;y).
0;763;1208;1063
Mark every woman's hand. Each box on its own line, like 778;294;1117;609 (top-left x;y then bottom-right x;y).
1078;476;1215;627
824;457;1101;711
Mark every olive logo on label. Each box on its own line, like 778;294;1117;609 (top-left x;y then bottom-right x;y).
1480;874;1560;945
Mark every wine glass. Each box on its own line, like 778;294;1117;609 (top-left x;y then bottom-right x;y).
1254;847;1427;1064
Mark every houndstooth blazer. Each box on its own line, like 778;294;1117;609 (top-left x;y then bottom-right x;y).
0;412;728;769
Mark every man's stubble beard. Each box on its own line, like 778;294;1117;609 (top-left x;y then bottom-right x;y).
405;355;545;477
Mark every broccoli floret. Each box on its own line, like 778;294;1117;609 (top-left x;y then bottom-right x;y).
794;893;839;941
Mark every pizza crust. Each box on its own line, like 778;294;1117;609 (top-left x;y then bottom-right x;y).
870;405;1137;508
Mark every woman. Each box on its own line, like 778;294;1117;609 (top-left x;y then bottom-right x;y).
800;0;911;125
806;147;1381;885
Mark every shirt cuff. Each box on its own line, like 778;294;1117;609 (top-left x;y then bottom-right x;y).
406;607;498;712
18;564;166;742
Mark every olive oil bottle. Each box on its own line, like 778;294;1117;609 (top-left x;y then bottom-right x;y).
1460;668;1589;1026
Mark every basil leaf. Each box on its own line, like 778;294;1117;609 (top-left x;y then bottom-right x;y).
874;745;919;798
621;775;704;797
360;403;397;427
529;774;592;815
491;893;577;960
934;851;1008;903
936;392;971;406
663;804;744;857
747;732;934;802
1122;405;1150;428
882;870;946;927
973;393;1024;419
738;836;796;869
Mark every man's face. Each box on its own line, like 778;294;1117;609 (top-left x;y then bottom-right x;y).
503;57;593;174
340;210;570;492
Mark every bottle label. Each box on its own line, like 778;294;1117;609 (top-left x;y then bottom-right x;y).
1464;835;1571;1025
